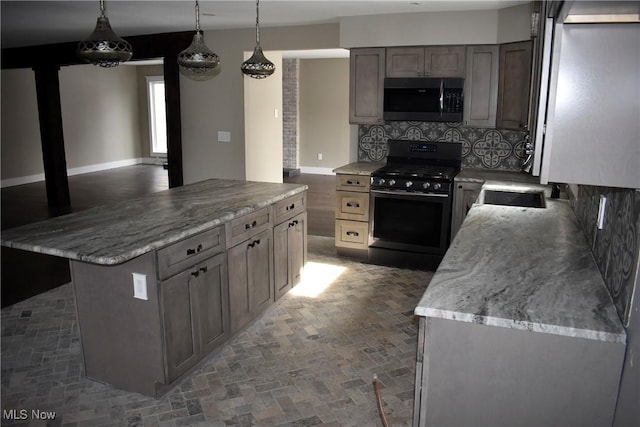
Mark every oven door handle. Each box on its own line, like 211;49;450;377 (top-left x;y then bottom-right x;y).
371;190;449;198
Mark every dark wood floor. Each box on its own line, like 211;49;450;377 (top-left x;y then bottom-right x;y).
1;166;335;307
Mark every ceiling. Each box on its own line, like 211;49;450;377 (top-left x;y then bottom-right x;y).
1;0;530;49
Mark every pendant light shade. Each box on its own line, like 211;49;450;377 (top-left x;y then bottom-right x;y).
77;0;132;67
177;1;220;81
241;0;275;79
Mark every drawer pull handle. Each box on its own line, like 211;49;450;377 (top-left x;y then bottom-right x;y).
186;244;203;255
346;180;360;185
286;203;295;211
289;220;299;228
346;231;359;237
200;266;208;273
191;270;200;278
248;239;261;248
245;220;258;230
346;202;360;208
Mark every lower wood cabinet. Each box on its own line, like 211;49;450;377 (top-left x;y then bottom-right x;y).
274;212;307;300
161;252;228;382
228;228;274;335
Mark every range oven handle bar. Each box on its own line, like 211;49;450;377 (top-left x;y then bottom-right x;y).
371;189;449;198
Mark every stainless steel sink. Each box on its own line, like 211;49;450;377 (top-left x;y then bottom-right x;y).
478;188;546;208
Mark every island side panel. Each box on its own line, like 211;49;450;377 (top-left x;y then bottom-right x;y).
71;252;165;397
419;317;625;427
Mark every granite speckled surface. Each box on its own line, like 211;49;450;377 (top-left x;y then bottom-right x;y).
456;168;552;196
1;179;307;266
415;199;626;343
332;162;384;176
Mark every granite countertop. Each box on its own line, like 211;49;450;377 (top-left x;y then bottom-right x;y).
456;168;553;196
415;199;625;344
1;179;308;266
333;162;384;176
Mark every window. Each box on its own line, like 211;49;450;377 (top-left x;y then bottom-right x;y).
146;76;167;155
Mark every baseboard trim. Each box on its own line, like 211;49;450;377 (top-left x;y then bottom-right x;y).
299;167;336;175
1;158;145;188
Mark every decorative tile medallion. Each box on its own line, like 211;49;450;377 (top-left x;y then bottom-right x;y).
358;122;528;171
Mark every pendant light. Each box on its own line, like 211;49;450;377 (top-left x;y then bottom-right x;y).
77;0;132;67
177;1;221;81
241;0;275;79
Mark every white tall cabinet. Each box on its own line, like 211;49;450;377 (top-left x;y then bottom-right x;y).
540;23;640;189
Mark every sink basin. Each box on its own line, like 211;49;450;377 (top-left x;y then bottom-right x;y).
479;189;546;208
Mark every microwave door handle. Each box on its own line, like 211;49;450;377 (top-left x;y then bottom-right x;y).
439;79;444;114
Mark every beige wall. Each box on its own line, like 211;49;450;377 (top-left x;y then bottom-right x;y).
1;64;141;183
1;69;42;180
59;64;141;168
339;3;531;47
298;58;353;170
244;51;283;184
180;23;341;185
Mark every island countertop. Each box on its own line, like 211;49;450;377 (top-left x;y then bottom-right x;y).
1;179;307;266
415;199;625;343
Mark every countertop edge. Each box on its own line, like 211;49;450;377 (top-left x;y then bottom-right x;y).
414;307;626;344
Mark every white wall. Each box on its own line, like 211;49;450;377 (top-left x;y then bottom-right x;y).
244;51;284;184
298;58;353;172
339;3;531;48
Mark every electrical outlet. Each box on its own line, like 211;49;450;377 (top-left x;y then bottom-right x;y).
317;153;323;161
217;131;231;143
597;195;607;230
132;273;148;300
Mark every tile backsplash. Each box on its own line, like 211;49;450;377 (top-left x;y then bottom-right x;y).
358;122;529;171
570;185;640;326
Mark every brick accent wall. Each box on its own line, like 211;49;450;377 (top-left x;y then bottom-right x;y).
283;59;299;170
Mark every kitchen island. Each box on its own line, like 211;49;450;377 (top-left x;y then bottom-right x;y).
1;179;308;397
413;198;626;427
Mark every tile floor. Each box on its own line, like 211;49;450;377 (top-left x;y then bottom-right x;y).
1;237;433;426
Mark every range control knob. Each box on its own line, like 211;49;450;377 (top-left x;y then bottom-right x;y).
422;182;431;189
405;181;413;188
433;183;442;190
378;178;386;185
388;179;396;186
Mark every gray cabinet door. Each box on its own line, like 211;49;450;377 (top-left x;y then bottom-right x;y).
193;253;229;356
274;212;307;301
386;47;425;77
424;46;466;77
349;48;385;124
464;45;499;128
161;268;199;382
228;228;274;334
497;41;532;130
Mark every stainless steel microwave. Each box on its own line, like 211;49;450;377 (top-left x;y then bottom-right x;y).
383;77;464;122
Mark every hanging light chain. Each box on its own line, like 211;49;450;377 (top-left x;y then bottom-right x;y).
195;0;201;33
99;0;106;17
255;0;261;45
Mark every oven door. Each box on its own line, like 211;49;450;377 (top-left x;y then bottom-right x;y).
369;189;451;255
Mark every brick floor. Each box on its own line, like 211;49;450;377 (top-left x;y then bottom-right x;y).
1;236;433;426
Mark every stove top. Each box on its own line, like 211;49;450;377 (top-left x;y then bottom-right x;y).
372;164;459;181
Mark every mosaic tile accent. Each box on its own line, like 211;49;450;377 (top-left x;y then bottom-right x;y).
283;58;299;170
358;122;529;172
570;185;640;326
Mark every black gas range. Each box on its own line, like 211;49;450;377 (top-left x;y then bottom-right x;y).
368;140;462;269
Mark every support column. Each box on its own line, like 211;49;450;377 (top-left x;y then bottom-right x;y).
163;56;183;188
33;65;71;216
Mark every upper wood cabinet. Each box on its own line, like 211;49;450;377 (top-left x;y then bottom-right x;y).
349;48;385;124
464;45;499;128
497;41;533;130
386;46;465;78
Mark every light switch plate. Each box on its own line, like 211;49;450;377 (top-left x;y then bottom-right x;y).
132;273;148;300
217;131;231;143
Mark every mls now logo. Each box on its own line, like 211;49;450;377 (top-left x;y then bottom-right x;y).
3;409;56;420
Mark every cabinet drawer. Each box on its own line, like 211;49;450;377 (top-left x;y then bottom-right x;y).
336;174;370;192
226;206;272;248
335;220;369;250
336;191;369;221
274;193;306;224
157;227;224;280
